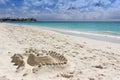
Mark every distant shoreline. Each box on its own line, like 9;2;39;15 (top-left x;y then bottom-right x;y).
2;21;120;23
0;18;37;22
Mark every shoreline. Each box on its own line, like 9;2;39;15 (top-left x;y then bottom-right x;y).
38;27;120;44
6;22;120;44
52;29;120;44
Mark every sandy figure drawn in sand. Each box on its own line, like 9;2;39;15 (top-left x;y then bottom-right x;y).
11;54;25;69
11;48;68;73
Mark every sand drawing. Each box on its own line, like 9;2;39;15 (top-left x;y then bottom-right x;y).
11;48;68;73
11;54;25;69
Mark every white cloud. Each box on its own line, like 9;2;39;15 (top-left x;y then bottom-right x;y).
0;0;8;4
0;0;120;20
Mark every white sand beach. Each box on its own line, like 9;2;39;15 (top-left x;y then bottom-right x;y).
0;23;120;80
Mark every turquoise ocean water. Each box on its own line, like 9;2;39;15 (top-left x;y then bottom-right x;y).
9;21;120;37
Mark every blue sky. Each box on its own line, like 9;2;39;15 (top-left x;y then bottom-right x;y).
0;0;120;21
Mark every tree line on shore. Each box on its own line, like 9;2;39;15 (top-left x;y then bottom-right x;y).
0;17;37;22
